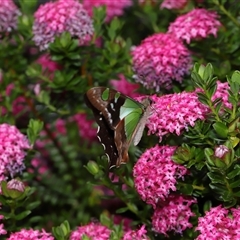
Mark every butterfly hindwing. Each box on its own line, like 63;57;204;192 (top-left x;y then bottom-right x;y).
84;94;119;167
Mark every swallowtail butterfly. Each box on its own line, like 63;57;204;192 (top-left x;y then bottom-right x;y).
84;87;151;168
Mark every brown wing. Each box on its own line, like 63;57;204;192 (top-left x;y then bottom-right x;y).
84;94;120;167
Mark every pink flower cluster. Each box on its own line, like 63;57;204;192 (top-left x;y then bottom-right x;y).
7;229;54;240
168;8;221;43
0;0;21;33
70;223;111;240
33;0;94;50
133;145;187;208
0;124;30;180
110;74;140;98
123;225;149;240
152;195;196;236
82;0;132;22
132;33;192;91
147;91;209;141
160;0;188;9
196;205;240;240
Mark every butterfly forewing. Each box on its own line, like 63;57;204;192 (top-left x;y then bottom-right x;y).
85;87;125;130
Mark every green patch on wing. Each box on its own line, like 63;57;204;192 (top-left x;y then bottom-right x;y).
120;98;144;142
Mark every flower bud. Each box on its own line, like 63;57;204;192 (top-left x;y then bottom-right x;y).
86;161;99;175
1;179;26;199
214;145;229;158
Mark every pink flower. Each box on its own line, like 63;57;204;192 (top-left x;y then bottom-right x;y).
33;0;94;50
30;158;49;176
160;0;188;9
168;8;221;44
133;145;187;208
36;54;62;78
196;205;240;240
0;79;28;117
132;33;192;91
71;113;97;142
147;91;209;141
212;80;232;109
55;119;67;135
0;215;6;236
152;195;196;236
0;124;30;180
110;74;140;98
82;0;132;22
123;225;150;240
138;0;158;6
0;0;21;33
70;223;111;240
5;83;27;116
113;215;132;232
7;229;54;240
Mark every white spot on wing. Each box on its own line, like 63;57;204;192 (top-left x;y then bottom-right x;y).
101;143;106;150
110;103;115;111
105;153;110;162
106;111;112;124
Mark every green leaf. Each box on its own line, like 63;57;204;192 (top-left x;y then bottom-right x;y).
15;210;31;220
203;63;214;83
197;93;209;106
116;207;129;214
231;71;240;84
227;165;240;179
229;179;240;188
213;122;228;138
27;119;44;145
100;214;112;228
208;83;217;98
26;201;41;210
207;172;225;184
203;200;212;212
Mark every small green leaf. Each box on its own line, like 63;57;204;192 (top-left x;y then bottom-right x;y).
116;207;128;214
229;179;240;188
213;122;228;138
208;83;217;98
231;71;240;84
203;63;214;82
203;200;212;212
27;201;41;210
15;210;31;220
100;214;111;228
207;172;225;184
227;165;240;179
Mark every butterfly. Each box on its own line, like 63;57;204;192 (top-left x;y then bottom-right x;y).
84;87;151;168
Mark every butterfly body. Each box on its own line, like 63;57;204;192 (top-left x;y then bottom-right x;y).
84;87;151;168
